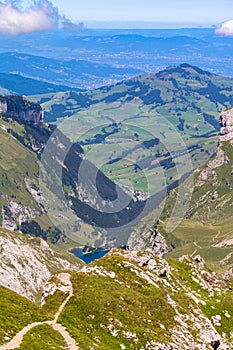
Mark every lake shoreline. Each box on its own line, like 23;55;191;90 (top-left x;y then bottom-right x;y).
70;247;110;264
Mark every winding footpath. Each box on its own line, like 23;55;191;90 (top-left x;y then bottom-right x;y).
0;273;79;350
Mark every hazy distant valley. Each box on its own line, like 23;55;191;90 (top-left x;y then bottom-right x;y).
1;28;233;89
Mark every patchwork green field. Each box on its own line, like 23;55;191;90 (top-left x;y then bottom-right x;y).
31;64;233;199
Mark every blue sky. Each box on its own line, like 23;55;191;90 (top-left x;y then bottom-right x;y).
52;0;233;27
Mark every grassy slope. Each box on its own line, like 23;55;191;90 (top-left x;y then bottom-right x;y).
0;286;47;345
163;219;233;273
0;120;39;218
17;325;67;350
59;261;176;348
0;250;232;348
0;116;61;233
58;251;233;349
0;284;69;346
159;137;233;272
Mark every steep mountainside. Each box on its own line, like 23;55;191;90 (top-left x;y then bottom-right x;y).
0;98;139;248
0;227;83;301
0;95;43;123
0;115;42;230
158;108;233;272
0;73;79;95
0;250;232;349
187;107;233;222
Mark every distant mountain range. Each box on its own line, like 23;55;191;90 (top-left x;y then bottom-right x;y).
40;62;233;125
0;72;79;95
1;28;233;80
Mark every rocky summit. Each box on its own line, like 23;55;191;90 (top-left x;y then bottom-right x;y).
219;108;233;143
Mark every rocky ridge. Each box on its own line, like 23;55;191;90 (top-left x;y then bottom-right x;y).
219;108;233;143
127;224;168;257
1;199;40;231
0;243;232;348
57;249;233;349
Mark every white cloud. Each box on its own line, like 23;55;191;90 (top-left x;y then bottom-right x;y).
215;20;233;36
0;0;83;35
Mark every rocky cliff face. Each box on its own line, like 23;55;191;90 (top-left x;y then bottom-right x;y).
219;107;233;143
197;108;233;186
186;106;233;223
0;95;43;123
0;99;7;114
0;228;83;301
127;224;168;257
1;198;40;231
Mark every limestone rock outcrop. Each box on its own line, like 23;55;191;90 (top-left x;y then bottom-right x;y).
0;95;43;123
219;107;233;143
127;225;168;257
0;228;83;301
197;107;233;186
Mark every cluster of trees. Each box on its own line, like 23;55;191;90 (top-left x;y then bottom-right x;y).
21;221;63;244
